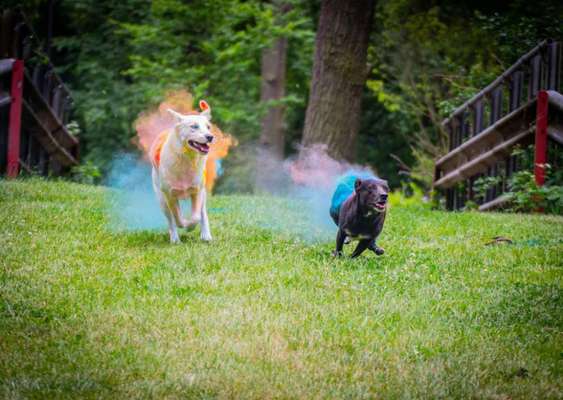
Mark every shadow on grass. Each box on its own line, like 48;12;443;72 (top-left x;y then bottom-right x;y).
479;282;562;331
302;243;387;271
108;229;204;248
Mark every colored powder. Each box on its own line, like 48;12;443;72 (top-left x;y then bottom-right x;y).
329;171;377;217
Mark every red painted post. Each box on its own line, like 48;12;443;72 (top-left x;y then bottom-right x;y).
6;59;24;178
534;91;548;186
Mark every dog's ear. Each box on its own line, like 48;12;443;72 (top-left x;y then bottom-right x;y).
354;178;362;191
199;100;212;120
167;108;185;123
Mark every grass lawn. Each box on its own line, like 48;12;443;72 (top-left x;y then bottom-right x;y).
1;179;562;399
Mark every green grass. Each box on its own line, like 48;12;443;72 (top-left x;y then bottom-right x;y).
1;179;562;399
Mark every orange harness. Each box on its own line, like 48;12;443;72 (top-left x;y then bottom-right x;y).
150;130;207;185
150;130;169;168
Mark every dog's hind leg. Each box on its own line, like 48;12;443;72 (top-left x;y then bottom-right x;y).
157;194;180;244
199;189;212;241
152;168;180;244
165;197;181;244
368;240;384;256
171;201;188;228
162;193;181;244
186;190;203;231
350;239;370;258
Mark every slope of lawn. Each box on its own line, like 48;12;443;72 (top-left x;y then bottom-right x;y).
0;179;561;399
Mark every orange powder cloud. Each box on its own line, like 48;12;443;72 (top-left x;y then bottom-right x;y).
134;90;236;193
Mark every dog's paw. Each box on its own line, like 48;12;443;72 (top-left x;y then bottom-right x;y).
332;250;343;258
185;217;201;231
374;246;384;256
200;233;213;242
169;229;181;244
343;237;351;245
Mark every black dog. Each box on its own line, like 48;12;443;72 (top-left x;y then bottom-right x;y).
330;177;389;258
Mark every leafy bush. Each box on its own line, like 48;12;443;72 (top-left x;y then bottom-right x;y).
503;145;563;214
389;182;430;209
506;168;563;214
71;161;102;185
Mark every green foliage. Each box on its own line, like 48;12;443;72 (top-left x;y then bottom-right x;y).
473;175;502;204
388;182;429;209
461;146;563;214
506;169;563;214
53;0;151;172
502;145;563;214
50;0;314;176
71;161;102;185
65;121;81;137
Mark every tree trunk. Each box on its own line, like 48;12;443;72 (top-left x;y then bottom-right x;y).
302;0;375;161
256;2;290;192
258;35;288;159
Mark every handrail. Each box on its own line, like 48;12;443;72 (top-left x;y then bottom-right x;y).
434;39;563;211
436;99;534;168
442;40;549;126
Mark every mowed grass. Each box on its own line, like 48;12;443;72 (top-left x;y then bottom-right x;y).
0;179;562;399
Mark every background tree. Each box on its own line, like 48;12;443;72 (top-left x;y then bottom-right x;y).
256;1;291;191
302;0;376;161
258;2;292;160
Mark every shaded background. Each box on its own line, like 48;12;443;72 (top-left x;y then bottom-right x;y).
7;0;563;191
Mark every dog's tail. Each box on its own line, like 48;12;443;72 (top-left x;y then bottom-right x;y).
204;127;236;193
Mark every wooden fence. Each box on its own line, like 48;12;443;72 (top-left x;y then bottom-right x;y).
434;40;563;210
0;9;78;178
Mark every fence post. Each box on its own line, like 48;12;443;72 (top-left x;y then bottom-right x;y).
6;59;24;178
534;90;548;186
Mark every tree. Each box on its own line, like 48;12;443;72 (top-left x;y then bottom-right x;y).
258;2;291;160
256;2;291;191
302;0;376;161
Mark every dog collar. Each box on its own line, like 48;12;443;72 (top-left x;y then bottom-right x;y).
182;144;198;159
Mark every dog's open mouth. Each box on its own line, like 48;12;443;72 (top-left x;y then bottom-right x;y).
188;140;210;154
373;201;387;212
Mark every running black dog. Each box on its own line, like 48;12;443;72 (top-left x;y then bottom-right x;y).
330;176;389;258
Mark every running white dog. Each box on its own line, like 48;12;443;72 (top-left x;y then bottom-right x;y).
150;101;214;243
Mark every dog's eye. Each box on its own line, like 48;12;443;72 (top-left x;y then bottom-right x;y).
190;124;199;130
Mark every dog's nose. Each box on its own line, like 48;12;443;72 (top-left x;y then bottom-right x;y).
380;194;388;201
205;134;214;143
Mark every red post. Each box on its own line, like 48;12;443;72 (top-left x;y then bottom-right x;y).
6;59;24;178
534;90;548;186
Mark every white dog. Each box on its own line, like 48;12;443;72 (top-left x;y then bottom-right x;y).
150;101;214;243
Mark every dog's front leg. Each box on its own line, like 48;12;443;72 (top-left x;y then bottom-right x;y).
199;189;212;241
333;229;346;257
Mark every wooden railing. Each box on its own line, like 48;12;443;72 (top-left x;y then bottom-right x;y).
434;40;562;210
0;8;78;178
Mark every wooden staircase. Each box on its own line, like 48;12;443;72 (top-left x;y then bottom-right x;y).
0;9;78;178
433;40;562;210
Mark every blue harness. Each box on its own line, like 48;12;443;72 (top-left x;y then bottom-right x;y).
330;171;377;219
